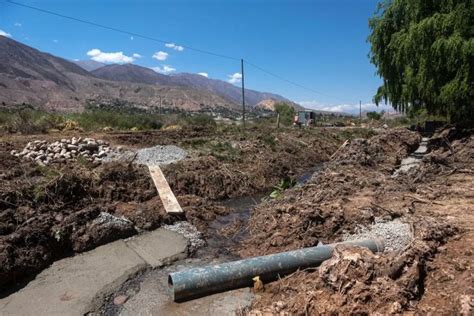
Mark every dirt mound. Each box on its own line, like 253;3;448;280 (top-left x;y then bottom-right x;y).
0;158;228;291
249;219;457;315
163;130;340;200
240;129;420;257
245;128;473;314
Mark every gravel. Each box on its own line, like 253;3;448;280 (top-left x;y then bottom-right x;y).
94;212;134;229
343;218;413;252
103;145;187;167
135;145;187;166
163;221;206;253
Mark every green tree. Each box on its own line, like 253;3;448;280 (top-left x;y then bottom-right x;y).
368;0;473;124
274;103;296;125
367;111;383;120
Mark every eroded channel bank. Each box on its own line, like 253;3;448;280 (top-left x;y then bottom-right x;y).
101;164;323;315
1;127;354;293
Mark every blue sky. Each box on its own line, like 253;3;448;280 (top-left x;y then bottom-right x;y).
0;0;393;113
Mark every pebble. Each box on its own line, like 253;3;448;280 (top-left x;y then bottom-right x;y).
113;295;128;305
12;137;116;165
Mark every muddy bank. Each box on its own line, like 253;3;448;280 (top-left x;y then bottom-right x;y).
240;128;421;256
0;127;346;292
243;128;473;314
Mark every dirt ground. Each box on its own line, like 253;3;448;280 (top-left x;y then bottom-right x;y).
2;125;472;314
243;127;473;315
0;126;348;292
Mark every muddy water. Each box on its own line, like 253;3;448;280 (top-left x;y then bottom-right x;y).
105;165;324;315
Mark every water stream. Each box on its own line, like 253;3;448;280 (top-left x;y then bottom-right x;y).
105;163;325;315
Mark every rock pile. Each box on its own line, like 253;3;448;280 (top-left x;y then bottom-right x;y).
11;137;114;165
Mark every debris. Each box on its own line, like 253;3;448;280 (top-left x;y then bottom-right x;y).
163;221;205;252
11;137;114;165
148;165;183;214
252;276;264;293
113;295;129;305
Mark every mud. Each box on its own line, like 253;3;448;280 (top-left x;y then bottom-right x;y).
245;127;473;315
0;127;343;292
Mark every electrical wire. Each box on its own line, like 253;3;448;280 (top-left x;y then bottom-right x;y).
6;0;239;61
6;0;348;103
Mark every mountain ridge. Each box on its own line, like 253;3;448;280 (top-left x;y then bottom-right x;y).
0;36;237;112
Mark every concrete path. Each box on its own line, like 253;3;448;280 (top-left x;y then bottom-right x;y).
0;229;188;316
393;137;430;176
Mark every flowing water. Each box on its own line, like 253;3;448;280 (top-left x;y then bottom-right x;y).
103;164;325;315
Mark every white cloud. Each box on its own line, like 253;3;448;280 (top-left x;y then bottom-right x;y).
0;29;12;38
86;49;135;64
132;53;141;58
227;72;242;84
151;65;176;74
14;22;22;27
165;43;184;51
298;100;393;114
197;72;208;78
152;51;168;61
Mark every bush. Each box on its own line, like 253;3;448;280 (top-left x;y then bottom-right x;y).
0;107;163;133
0;108;63;134
366;111;382;120
68;109;163;131
184;114;216;128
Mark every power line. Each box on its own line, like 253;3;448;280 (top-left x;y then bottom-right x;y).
6;0;348;103
245;60;347;103
6;0;239;61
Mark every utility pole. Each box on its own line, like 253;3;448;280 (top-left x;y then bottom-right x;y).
159;96;163;115
359;100;362;124
241;58;246;127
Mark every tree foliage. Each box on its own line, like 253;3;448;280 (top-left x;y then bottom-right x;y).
274;103;296;125
368;0;473;124
367;111;383;120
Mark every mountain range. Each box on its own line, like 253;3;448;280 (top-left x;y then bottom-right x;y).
0;36;300;112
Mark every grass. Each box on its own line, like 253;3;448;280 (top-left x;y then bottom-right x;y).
67;110;163;131
210;141;241;162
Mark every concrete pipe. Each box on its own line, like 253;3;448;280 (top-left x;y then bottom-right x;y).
168;238;384;302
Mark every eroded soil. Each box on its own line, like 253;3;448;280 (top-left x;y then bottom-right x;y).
0;127;347;292
243;128;473;315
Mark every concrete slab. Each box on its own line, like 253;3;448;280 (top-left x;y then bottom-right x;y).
126;229;188;268
414;145;428;155
0;240;147;316
0;229;189;316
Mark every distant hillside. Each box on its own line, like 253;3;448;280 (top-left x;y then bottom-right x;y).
72;60;105;72
169;73;292;107
0;36;237;112
87;64;294;107
91;64;171;85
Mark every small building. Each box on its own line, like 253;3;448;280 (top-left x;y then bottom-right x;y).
293;110;317;127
